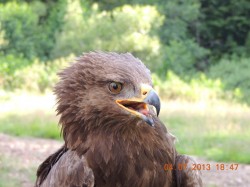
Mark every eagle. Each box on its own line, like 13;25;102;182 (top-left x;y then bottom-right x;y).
35;52;202;187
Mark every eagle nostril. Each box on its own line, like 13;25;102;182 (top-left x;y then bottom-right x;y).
143;91;147;95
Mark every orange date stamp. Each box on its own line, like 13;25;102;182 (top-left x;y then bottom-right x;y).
163;163;239;171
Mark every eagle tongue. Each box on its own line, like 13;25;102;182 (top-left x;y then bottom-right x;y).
126;102;149;116
127;106;148;116
138;108;149;116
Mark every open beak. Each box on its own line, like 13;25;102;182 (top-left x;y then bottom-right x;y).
116;84;161;126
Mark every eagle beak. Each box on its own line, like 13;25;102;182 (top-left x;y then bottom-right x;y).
143;89;161;116
116;84;161;126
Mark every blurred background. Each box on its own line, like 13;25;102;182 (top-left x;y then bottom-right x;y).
0;0;250;186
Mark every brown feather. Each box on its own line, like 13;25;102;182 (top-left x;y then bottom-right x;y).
37;149;94;187
36;146;68;186
36;51;202;187
174;155;203;187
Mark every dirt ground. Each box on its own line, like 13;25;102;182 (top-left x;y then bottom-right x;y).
0;133;249;187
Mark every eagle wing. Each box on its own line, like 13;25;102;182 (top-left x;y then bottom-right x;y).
175;155;203;187
35;146;94;187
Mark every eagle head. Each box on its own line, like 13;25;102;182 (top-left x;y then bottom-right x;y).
54;52;161;148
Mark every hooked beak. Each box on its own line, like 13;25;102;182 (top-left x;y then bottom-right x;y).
116;84;161;126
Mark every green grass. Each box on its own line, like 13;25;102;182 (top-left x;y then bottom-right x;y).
0;113;60;139
0;155;37;187
0;92;250;163
160;101;250;163
0;92;61;139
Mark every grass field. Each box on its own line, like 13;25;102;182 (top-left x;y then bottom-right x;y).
0;154;37;187
160;101;250;163
0;92;61;139
0;92;249;163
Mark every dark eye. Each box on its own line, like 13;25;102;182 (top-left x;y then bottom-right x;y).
109;82;123;94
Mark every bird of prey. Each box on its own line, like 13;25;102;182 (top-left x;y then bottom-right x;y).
35;52;202;187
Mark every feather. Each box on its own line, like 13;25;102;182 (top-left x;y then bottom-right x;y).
36;52;202;187
36;149;94;187
174;155;203;187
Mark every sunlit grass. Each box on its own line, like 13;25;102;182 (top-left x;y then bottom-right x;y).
0;92;249;163
0;113;60;139
0;91;61;139
160;101;250;163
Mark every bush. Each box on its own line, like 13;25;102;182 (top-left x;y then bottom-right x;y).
208;56;250;104
0;1;67;60
197;0;250;58
0;2;40;59
51;2;164;71
162;39;209;76
0;55;74;92
158;0;201;43
152;71;223;102
0;54;30;90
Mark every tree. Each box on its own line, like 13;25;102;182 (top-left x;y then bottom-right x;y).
197;0;250;58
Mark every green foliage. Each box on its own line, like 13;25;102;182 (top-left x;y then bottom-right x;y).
0;1;67;60
35;0;67;60
0;0;250;105
163;39;209;75
0;2;40;58
0;55;73;92
153;71;223;102
153;56;250;105
52;2;164;71
0;54;30;75
208;56;250;104
198;0;250;58
155;0;210;75
0;54;30;90
158;0;201;42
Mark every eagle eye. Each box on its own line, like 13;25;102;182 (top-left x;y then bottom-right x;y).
109;82;122;94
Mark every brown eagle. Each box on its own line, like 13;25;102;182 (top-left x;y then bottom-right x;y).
35;52;202;187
